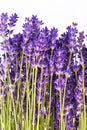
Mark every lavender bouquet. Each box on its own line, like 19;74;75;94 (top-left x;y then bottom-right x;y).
0;13;87;130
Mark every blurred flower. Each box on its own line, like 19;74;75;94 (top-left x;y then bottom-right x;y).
8;13;18;27
0;13;8;37
66;22;78;53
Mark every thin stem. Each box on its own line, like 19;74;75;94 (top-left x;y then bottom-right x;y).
33;66;38;130
80;51;86;130
25;59;29;130
46;73;53;130
37;67;43;130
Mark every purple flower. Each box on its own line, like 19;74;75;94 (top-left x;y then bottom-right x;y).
66;112;75;130
66;22;78;53
59;32;69;46
31;15;43;32
50;27;58;50
81;47;87;65
8;13;18;27
23;15;43;42
0;13;8;37
0;13;8;24
77;31;85;49
54;46;70;74
74;71;84;118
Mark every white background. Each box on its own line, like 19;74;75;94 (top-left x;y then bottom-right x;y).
0;0;87;35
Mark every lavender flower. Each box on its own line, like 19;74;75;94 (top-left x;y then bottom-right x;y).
0;13;18;38
50;27;58;51
54;46;70;74
8;13;18;27
66;22;78;53
0;13;8;37
77;31;85;50
81;47;87;65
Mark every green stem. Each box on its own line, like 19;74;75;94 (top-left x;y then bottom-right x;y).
80;51;86;130
26;60;29;130
58;73;63;130
33;66;38;130
46;73;53;130
37;67;43;130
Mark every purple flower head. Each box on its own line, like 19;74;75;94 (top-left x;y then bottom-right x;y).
81;47;87;65
22;15;43;49
42;26;50;37
59;32;69;46
23;20;32;41
54;47;70;74
64;71;76;116
0;13;8;37
30;15;43;40
31;15;43;29
0;13;19;37
7;33;23;61
50;27;58;39
8;13;18;27
66;112;75;130
0;24;7;34
49;27;58;51
78;31;85;45
54;75;65;94
74;70;84;118
0;13;8;24
74;88;84;117
41;27;50;49
66;22;78;53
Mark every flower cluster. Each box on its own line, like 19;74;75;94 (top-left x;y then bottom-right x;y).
0;13;87;130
